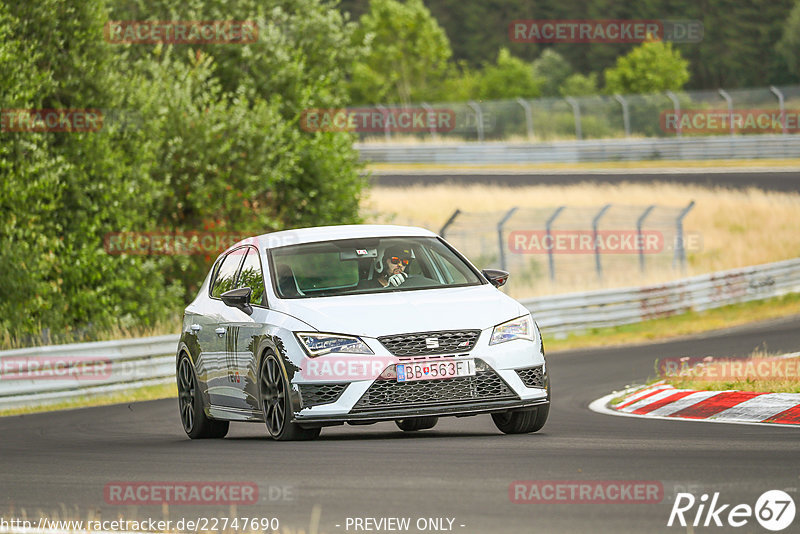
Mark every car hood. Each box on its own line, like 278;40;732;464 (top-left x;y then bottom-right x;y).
273;285;527;338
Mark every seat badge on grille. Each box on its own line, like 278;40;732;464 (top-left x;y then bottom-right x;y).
458;341;470;348
425;337;439;349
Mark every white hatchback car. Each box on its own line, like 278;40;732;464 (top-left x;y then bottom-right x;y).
176;225;549;440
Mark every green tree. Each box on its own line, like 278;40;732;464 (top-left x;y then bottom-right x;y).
559;73;599;97
349;0;452;104
533;49;575;97
776;1;800;77
604;39;690;94
107;0;368;300
0;0;179;339
474;48;541;100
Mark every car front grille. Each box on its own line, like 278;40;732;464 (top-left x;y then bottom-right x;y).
298;383;348;408
352;361;516;412
378;330;481;356
515;366;545;388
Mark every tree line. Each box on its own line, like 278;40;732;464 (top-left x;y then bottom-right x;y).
341;0;800;104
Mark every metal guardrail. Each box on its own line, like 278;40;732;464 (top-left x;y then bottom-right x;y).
523;257;800;336
1;257;799;409
0;335;178;410
356;135;800;164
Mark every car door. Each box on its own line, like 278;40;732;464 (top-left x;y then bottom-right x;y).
201;247;247;408
222;245;267;412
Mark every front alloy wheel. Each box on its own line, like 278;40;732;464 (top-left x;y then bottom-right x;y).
491;404;549;434
177;355;229;439
259;353;320;441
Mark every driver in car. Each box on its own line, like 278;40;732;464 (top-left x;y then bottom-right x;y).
373;245;413;288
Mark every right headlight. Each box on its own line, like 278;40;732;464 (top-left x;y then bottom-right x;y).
490;315;534;345
295;332;374;357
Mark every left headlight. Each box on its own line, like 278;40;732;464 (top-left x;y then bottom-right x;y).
490;315;534;345
295;332;374;357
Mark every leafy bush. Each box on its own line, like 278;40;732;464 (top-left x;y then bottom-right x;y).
0;0;366;344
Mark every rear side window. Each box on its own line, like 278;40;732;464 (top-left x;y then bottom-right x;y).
210;249;245;298
237;247;266;306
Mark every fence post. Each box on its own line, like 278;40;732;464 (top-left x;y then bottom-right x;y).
614;94;631;138
673;200;695;273
421;102;439;141
636;205;656;274
718;89;734;136
375;104;391;141
516;97;534;139
565;96;582;140
439;209;461;238
592;204;612;281
497;207;518;272
467;101;484;142
545;206;565;281
770;86;787;135
665;91;681;138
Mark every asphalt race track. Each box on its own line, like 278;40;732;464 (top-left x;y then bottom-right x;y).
1;316;799;533
372;170;800;192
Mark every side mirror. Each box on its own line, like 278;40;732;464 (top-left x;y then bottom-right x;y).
221;287;253;315
482;269;509;288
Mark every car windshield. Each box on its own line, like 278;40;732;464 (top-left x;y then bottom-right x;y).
269;236;483;298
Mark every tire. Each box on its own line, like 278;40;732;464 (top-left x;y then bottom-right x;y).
395;416;439;432
259;353;321;441
491;404;549;435
177;355;229;439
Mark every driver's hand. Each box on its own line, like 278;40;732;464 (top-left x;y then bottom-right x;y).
387;272;408;286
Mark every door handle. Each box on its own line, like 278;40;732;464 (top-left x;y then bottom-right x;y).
190;324;201;332
215;327;226;337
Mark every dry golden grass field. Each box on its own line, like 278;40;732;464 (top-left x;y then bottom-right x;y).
363;182;800;298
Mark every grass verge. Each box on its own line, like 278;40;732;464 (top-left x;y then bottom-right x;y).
660;348;800;393
0;382;177;418
543;292;800;352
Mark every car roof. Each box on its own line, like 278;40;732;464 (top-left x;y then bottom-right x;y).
235;224;439;252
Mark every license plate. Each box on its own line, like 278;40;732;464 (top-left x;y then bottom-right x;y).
396;359;475;382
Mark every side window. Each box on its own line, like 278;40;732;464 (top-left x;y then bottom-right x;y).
211;250;244;298
237;247;266;305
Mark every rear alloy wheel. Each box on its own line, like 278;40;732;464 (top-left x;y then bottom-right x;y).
177;356;229;439
491;404;549;435
259;353;321;441
395;416;439;432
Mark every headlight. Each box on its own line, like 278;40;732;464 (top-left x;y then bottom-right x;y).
295;332;374;357
490;315;534;345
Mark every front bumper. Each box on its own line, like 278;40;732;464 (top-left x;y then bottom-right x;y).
287;326;548;423
294;397;550;424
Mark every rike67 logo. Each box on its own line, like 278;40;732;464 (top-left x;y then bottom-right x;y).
668;490;795;531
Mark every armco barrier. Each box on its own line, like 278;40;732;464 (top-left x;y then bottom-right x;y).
0;335;178;410
356;135;800;164
523;258;800;336
1;258;799;410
